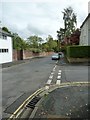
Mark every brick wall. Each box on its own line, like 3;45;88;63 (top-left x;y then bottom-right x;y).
23;50;33;59
13;50;54;61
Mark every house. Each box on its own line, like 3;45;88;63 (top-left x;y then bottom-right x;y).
0;28;13;64
80;1;90;46
79;13;90;46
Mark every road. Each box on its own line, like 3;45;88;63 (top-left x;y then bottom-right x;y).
2;55;88;118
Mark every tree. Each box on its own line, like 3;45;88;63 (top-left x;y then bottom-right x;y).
57;28;65;41
62;7;77;37
42;43;50;52
27;35;43;48
2;27;11;34
69;28;81;45
57;6;78;48
42;35;57;52
13;33;29;50
57;7;77;41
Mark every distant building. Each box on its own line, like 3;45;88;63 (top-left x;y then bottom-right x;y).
0;28;13;64
79;13;90;46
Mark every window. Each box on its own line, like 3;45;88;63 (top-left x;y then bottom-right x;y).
0;49;9;53
2;49;5;52
6;49;8;52
2;35;7;39
0;33;7;39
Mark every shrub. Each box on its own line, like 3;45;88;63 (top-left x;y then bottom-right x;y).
67;45;90;58
30;48;41;53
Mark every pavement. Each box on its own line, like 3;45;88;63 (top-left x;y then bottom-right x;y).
34;83;90;119
2;56;45;69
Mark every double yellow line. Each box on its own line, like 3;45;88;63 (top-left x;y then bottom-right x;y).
8;87;45;119
8;81;89;119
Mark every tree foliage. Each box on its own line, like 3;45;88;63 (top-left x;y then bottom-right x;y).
57;6;81;46
13;33;29;50
62;7;77;36
42;35;57;52
27;35;43;48
57;6;77;41
2;27;11;34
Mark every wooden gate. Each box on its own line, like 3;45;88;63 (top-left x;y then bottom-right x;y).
17;50;23;60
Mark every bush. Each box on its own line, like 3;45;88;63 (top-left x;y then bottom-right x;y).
67;45;90;58
30;48;41;53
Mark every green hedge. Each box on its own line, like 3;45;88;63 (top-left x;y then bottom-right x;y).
67;45;90;58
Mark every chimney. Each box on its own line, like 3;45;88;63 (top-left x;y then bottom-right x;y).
88;1;90;14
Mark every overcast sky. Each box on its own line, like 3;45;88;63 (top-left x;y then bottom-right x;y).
0;0;89;40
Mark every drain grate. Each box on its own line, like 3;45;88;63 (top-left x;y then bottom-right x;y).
26;96;41;109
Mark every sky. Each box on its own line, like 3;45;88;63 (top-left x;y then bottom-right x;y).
0;0;90;40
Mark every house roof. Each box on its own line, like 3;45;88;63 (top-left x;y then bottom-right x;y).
80;13;90;28
0;28;13;37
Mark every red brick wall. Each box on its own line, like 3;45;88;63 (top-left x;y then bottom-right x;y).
23;50;33;59
13;50;54;61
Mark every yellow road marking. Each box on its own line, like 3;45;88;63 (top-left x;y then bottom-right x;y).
8;81;89;119
8;88;44;119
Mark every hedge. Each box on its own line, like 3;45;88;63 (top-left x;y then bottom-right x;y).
67;45;90;58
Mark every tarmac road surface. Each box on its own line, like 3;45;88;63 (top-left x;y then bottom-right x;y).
2;55;88;118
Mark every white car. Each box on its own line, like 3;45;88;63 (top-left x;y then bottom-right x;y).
52;53;60;60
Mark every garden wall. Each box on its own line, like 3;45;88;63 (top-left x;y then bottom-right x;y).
13;50;53;61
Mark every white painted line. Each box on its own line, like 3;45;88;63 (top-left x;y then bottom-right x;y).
46;79;52;84
51;72;54;75
56;80;61;85
55;65;57;68
53;65;57;70
45;86;49;90
59;70;62;73
56;61;58;63
57;76;61;79
49;75;53;79
53;68;55;71
58;72;61;75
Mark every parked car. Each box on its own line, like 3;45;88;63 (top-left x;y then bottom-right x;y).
52;53;60;60
58;52;64;58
